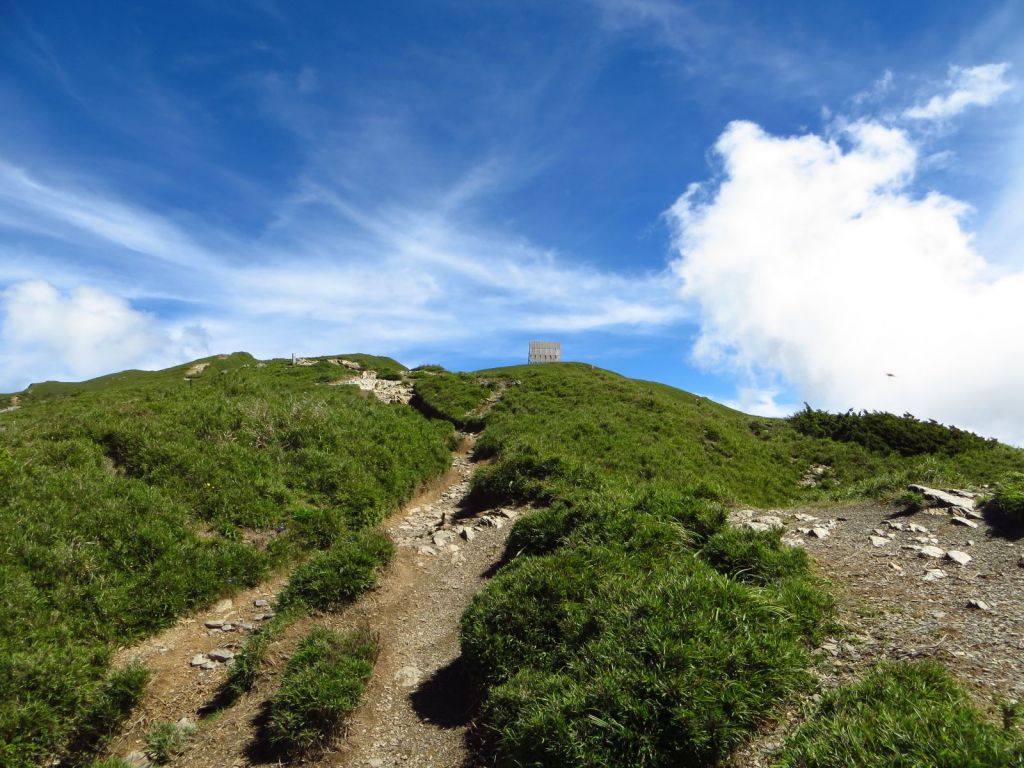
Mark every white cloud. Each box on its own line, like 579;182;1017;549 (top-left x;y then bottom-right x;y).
668;118;1024;445
0;281;208;390
904;63;1012;120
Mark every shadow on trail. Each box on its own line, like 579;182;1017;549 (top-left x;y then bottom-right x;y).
410;655;478;729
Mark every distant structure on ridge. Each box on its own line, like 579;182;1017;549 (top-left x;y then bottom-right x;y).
528;341;561;364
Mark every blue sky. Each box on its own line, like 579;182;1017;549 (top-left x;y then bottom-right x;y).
2;1;1024;441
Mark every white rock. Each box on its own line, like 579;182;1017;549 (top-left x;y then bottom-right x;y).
756;515;784;529
461;527;476;541
946;550;972;566
794;513;818;522
395;666;420;687
888;562;904;573
966;598;991;611
886;520;905;531
923;569;946;581
745;521;771;532
190;654;210;667
253;599;270;608
907;484;978;517
908;523;929;534
918;545;946;559
949;516;979;529
869;535;889;547
808;527;831;539
208;648;235;662
418;546;438;556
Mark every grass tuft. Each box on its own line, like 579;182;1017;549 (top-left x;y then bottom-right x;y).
772;661;1024;767
266;627;377;754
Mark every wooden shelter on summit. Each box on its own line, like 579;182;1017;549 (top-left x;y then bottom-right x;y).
528;341;561;364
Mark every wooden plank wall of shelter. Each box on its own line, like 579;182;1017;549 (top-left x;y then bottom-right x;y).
528;341;561;364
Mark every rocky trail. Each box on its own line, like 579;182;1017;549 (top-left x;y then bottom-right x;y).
728;487;1024;766
106;379;520;768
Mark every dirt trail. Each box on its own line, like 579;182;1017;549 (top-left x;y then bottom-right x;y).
108;432;518;768
727;499;1024;766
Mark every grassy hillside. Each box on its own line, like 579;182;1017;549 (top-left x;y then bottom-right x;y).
0;354;449;767
446;363;1024;766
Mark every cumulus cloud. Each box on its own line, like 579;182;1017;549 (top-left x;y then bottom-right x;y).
0;281;207;390
668;116;1024;444
903;63;1012;120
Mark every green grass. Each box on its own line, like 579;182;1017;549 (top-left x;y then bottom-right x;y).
266;627;377;754
772;661;1024;767
412;372;493;429
143;719;196;765
458;363;1024;766
278;529;395;612
0;353;450;767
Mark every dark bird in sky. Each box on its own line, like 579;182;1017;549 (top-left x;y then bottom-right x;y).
886;373;896;377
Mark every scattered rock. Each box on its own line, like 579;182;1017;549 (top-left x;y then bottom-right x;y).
418;546;438;556
946;550;972;566
908;523;929;534
923;569;947;581
204;619;224;629
794;512;818;523
253;599;269;608
461;527;476;541
918;545;946;559
208;648;235;662
966;598;991;611
949;516;979;529
809;527;831;540
869;535;889;547
254;612;275;621
889;562;904;573
190;654;210;667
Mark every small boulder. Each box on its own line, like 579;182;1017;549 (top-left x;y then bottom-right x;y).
869;535;889;547
190;654;210;667
253;599;270;609
208;648;235;662
461;527;476;541
918;545;946;559
923;569;947;582
966;598;991;611
809;527;831;540
949;516;979;529
204;619;224;629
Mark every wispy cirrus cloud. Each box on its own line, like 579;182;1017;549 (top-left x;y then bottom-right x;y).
903;63;1013;120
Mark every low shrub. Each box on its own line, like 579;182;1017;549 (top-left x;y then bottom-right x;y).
66;664;150;761
412;373;492;430
989;472;1024;524
772;661;1024;767
278;530;394;612
266;627;377;754
462;543;823;766
700;526;810;585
